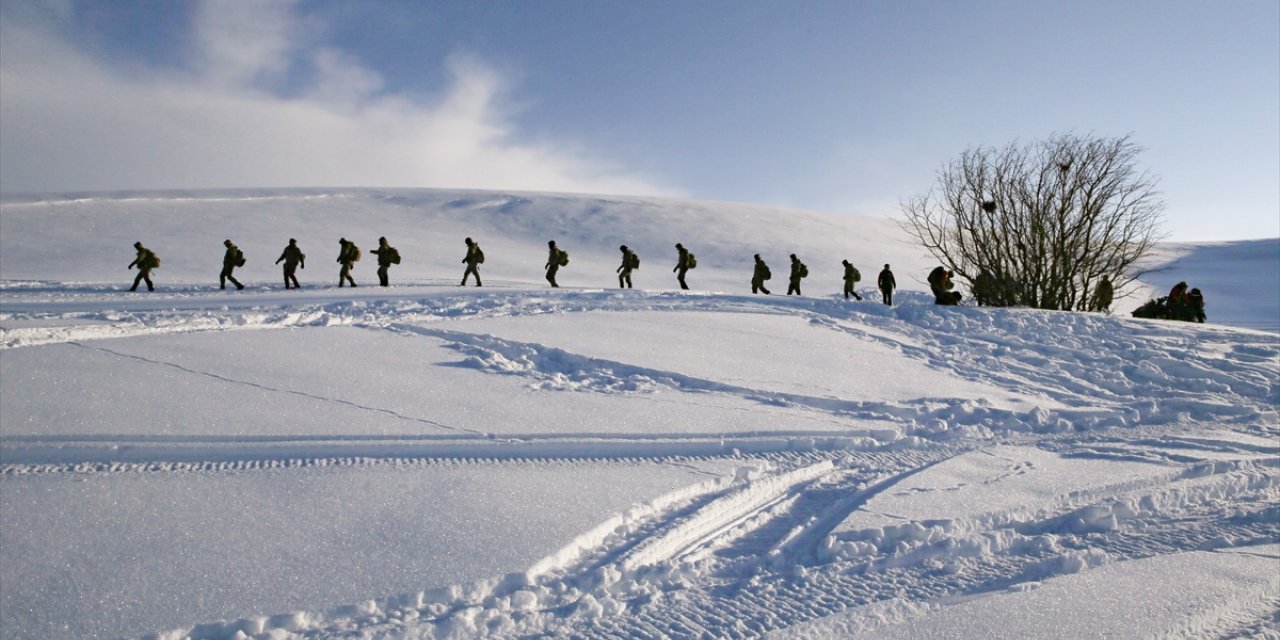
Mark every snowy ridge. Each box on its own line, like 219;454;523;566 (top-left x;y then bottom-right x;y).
1;188;1277;639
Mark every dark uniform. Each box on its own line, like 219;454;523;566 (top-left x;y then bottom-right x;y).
128;242;157;291
545;240;562;287
461;237;482;287
275;239;305;289
787;254;804;296
928;266;960;305
617;245;635;289
1090;276;1114;313
371;236;396;287
337;238;358;287
220;240;245;290
877;264;896;306
972;270;996;306
1187;288;1206;323
842;260;862;300
674;243;691;290
752;254;771;295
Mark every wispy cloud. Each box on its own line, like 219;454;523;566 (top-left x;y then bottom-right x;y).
0;0;676;196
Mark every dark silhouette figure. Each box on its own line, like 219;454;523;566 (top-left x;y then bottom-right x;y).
1090;275;1114;313
972;270;997;306
928;266;961;305
220;239;245;290
878;264;896;306
371;236;398;287
617;245;636;288
276;238;305;289
842;260;862;300
337;238;359;287
461;237;483;286
128;242;157;291
1187;287;1206;323
545;240;563;287
752;254;772;294
674;243;691;290
787;254;805;296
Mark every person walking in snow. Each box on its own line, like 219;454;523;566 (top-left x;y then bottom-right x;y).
128;241;158;292
275;238;305;289
370;236;399;287
842;260;862;300
461;237;483;287
220;239;245;290
787;254;807;296
1089;275;1114;313
337;238;359;287
877;264;896;306
674;243;692;290
617;245;636;289
545;240;564;287
751;254;772;294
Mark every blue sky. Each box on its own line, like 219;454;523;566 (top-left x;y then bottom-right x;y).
1;0;1276;241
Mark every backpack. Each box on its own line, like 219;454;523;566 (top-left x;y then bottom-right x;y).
476;247;485;264
687;253;697;269
558;250;569;266
798;263;809;278
762;265;772;280
629;252;640;269
234;249;246;267
388;247;401;264
145;251;160;269
351;245;361;262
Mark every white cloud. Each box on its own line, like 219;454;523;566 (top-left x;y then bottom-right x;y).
0;0;676;196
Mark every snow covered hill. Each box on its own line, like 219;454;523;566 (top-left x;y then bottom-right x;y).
0;189;1277;639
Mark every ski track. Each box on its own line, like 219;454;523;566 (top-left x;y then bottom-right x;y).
136;438;1278;640
2;287;1277;639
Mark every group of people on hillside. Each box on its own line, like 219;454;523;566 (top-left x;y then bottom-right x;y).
141;239;1204;319
1131;280;1207;323
127;238;904;304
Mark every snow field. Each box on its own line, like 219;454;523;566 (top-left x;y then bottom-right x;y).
1;188;1277;639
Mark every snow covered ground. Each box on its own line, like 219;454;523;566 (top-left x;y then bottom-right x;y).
1;189;1277;639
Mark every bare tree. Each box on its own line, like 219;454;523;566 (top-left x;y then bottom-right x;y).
900;134;1166;311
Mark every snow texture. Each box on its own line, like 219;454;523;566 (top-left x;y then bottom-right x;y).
1;188;1277;639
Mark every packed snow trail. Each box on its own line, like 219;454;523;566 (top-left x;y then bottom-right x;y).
2;252;1276;638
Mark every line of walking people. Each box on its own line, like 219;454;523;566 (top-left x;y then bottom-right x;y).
127;237;901;304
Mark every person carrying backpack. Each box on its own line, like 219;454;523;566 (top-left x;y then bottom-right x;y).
337;238;359;287
276;238;305;289
371;236;400;287
787;254;807;296
128;241;158;292
1188;287;1206;323
219;239;246;290
842;260;862;300
674;243;692;290
1168;281;1190;320
752;254;772;294
545;240;565;288
928;266;960;305
878;264;896;306
617;245;637;289
1090;275;1114;313
461;237;483;287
